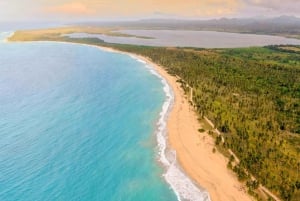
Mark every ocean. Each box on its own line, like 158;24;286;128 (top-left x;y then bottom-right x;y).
0;32;210;201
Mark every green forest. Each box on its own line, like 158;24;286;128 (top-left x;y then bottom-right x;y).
9;31;300;200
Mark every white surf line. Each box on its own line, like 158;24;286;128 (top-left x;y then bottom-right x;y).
133;56;211;201
1;31;14;43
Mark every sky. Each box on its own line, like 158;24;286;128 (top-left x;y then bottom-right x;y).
0;0;300;21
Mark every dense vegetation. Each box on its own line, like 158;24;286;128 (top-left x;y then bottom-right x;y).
9;30;300;200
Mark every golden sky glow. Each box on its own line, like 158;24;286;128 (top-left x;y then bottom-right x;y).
1;0;300;21
44;0;239;17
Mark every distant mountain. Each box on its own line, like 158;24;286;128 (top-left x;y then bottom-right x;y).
135;16;300;33
76;16;300;39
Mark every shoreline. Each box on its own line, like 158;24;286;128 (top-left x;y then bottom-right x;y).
94;44;254;201
132;54;254;201
76;43;212;200
6;37;254;201
132;55;211;201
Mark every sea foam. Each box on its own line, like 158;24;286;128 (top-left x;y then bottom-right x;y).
134;58;212;201
1;32;14;42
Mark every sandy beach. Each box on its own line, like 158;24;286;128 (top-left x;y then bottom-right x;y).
131;54;254;201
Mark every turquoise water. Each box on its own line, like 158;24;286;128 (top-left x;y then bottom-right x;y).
0;35;178;200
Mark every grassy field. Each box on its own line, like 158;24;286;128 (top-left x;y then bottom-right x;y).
9;28;300;201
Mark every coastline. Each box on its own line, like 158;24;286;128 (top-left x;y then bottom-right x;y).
93;45;254;201
133;54;254;201
5;37;254;200
55;41;212;200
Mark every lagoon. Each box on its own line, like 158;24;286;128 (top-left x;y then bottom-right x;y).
67;30;300;48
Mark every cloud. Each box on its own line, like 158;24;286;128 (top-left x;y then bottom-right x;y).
45;2;95;16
